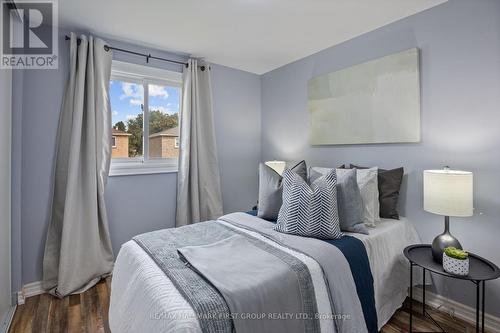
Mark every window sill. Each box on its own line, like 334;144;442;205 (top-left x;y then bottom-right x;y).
109;160;178;177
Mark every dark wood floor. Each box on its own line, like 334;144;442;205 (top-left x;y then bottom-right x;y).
9;278;111;333
9;277;483;333
380;298;486;333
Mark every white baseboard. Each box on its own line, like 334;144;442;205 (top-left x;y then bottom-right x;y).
16;292;23;306
412;287;500;333
16;281;46;305
0;306;16;333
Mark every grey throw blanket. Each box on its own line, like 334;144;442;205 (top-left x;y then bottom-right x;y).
178;235;318;333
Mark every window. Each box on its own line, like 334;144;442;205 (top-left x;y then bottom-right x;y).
109;61;182;176
112;136;116;147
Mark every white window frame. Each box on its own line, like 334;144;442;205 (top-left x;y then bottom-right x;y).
109;61;182;176
111;136;116;148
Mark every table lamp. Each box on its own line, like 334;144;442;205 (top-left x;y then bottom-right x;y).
423;167;473;263
264;160;286;176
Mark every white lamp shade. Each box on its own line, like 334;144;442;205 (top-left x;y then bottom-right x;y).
423;169;473;217
265;160;286;176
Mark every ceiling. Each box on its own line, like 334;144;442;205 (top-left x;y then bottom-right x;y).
59;0;447;74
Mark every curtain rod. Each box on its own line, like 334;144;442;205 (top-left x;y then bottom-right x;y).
64;35;193;68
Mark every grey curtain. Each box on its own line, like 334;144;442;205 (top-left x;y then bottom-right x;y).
176;59;223;227
43;33;114;297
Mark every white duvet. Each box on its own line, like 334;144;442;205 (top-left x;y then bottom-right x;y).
347;217;422;328
109;216;421;332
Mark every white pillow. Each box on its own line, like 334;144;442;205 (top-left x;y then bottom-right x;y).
352;167;379;227
310;167;379;227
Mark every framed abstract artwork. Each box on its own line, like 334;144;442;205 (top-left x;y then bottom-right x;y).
308;48;421;145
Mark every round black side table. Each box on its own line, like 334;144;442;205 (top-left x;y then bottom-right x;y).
404;244;500;333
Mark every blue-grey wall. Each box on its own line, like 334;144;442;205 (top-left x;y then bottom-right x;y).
12;29;261;288
212;64;261;213
105;173;178;256
261;0;500;316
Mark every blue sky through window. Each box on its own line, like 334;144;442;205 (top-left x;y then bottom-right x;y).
110;80;180;128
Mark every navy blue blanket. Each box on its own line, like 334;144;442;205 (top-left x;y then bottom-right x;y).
323;236;378;333
246;210;378;333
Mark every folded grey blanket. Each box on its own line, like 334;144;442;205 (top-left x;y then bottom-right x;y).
178;234;318;333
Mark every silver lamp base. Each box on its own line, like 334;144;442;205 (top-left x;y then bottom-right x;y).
432;216;462;263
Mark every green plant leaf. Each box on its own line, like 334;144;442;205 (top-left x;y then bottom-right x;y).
444;247;468;260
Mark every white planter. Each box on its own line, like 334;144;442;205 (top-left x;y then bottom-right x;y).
443;252;469;276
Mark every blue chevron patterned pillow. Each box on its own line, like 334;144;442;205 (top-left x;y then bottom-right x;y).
275;168;343;239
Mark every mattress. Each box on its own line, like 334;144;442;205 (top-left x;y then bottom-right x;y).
109;216;421;332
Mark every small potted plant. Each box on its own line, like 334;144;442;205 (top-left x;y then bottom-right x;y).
443;247;469;276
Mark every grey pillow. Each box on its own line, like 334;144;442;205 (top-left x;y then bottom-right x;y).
275;168;343;239
257;161;307;221
310;168;367;234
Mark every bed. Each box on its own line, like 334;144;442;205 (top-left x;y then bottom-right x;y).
109;212;421;333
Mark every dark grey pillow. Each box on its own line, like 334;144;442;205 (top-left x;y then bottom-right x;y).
257;161;307;221
310;168;367;234
275;168;343;239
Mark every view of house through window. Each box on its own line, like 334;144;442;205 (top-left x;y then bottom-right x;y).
109;68;181;168
110;81;143;159
148;83;180;159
